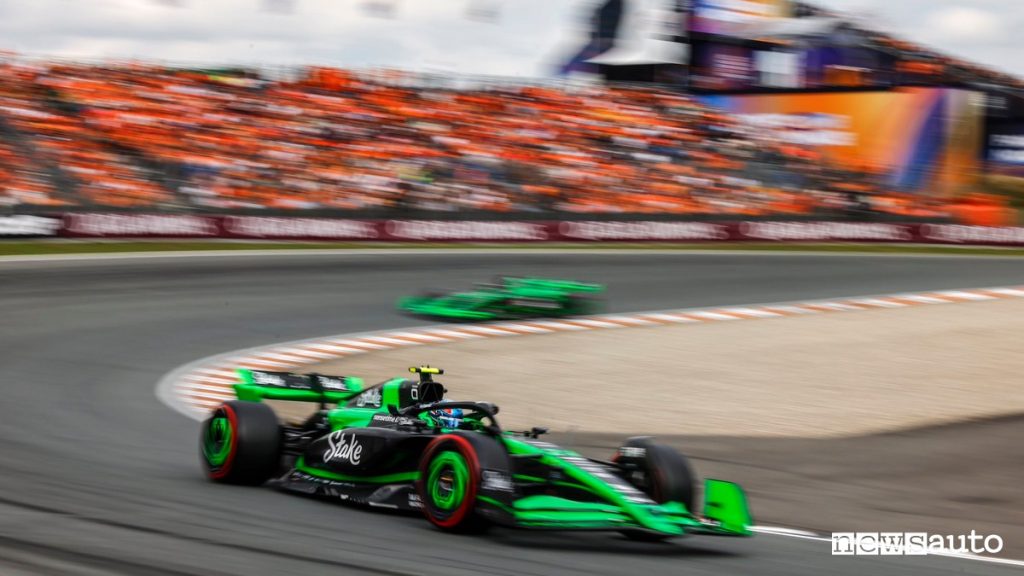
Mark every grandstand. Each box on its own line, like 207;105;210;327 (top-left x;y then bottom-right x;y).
0;0;1018;225
0;60;901;217
572;1;1022;221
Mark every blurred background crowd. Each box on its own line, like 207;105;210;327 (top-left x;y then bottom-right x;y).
1;61;1009;222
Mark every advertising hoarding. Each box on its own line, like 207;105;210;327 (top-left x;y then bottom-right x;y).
41;215;1024;247
698;88;984;194
985;122;1024;176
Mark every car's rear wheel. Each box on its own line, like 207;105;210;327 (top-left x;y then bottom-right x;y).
201;400;281;485
615;438;696;542
417;435;488;533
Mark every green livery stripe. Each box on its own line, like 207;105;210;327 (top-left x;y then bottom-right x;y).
477;495;515;515
513;495;621;513
518;521;633;529
480;496;632;527
516;510;631;525
295;458;418;484
512;474;546;483
512;474;594;494
552;480;593;493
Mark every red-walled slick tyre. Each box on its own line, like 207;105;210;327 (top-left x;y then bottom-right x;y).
200;401;281;485
417;435;489;533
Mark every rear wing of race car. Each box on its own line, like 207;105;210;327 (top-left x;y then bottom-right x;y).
234;369;364;405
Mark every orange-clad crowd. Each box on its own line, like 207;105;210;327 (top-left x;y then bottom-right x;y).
0;64;170;207
0;139;55;207
0;61;1007;221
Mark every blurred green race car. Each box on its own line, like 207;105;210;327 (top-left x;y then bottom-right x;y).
398;276;605;321
201;366;754;539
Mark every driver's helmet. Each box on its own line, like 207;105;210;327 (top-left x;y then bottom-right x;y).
431;407;464;429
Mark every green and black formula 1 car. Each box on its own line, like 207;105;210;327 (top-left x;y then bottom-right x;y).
397;276;605;321
201;366;753;540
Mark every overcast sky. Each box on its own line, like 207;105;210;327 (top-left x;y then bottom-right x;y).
0;0;1018;78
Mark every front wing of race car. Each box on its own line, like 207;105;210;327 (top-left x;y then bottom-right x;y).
493;479;752;536
490;437;753;537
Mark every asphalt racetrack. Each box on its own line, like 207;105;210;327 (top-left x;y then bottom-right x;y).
2;251;1023;576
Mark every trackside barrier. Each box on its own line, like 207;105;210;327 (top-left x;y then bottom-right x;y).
8;214;1024;246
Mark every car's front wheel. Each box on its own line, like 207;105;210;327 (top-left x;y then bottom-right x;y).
200;400;281;485
614;437;696;541
417;435;488;533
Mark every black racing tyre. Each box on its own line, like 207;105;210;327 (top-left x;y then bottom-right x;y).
417;435;489;533
200;400;281;485
615;438;696;542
